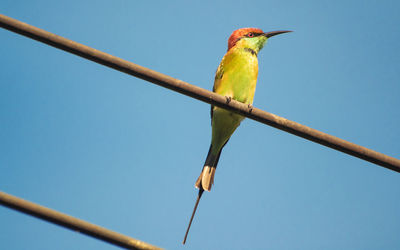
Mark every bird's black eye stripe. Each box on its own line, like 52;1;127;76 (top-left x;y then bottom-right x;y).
246;32;264;38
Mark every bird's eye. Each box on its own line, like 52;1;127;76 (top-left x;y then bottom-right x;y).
247;33;254;38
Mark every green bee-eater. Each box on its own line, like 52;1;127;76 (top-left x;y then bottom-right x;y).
183;28;291;244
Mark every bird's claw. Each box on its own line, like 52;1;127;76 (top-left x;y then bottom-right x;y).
248;104;253;113
225;96;232;104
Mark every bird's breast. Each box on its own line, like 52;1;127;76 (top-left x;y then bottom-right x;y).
223;51;258;104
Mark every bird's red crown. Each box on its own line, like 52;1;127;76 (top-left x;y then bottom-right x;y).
228;28;264;51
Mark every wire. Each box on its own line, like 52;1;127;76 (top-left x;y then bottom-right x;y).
1;14;399;172
0;191;162;250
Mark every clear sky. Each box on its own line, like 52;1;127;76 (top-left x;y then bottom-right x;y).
1;1;400;249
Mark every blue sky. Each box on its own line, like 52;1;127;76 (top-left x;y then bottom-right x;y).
1;1;400;249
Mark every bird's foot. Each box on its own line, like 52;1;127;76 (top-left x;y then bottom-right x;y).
248;104;253;113
225;96;232;104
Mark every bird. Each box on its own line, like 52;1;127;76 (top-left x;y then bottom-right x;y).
183;28;291;244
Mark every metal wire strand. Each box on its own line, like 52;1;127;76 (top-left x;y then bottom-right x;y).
0;191;162;250
1;14;398;172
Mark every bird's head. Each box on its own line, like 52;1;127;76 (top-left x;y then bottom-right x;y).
227;28;292;54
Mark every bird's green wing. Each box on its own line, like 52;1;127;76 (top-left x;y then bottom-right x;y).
211;62;224;122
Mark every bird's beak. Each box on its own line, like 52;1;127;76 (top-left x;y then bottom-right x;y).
264;30;292;38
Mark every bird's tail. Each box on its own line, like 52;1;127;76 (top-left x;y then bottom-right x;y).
195;144;222;191
183;145;222;244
